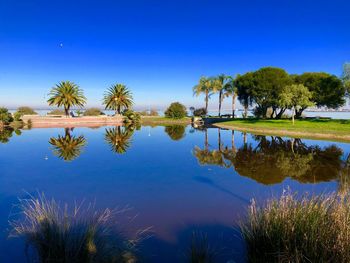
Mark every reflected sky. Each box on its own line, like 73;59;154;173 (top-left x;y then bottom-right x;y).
0;125;349;262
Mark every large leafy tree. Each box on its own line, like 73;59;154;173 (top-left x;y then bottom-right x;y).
47;81;86;117
103;84;133;115
251;67;292;118
235;73;255;118
193;77;212;115
294;72;346;117
279;84;314;124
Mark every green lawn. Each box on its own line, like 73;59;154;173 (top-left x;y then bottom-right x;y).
140;116;191;126
214;118;350;141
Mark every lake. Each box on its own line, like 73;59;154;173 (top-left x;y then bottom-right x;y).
0;125;349;262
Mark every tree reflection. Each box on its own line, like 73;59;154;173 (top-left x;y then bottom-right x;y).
0;127;22;144
164;125;186;141
193;129;348;186
49;128;86;161
104;126;134;154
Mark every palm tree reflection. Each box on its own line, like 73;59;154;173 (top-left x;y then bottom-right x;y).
49;128;86;161
104;126;134;154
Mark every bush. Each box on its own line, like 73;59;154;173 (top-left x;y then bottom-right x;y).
164;125;186;141
164;102;187;119
193;108;207;117
47;109;65;115
16;106;37;116
83;108;104;116
10;193;138;263
241;190;350;262
139;109;159;116
0;107;13;125
13;112;22;121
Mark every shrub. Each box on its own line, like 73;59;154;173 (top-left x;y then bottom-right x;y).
16;106;37;116
123;110;141;125
13;112;22;121
83;108;104;116
241;190;350;262
10;193;138;263
139;109;159;116
193;108;207;117
0;107;13;125
47;109;65;115
164;102;187;119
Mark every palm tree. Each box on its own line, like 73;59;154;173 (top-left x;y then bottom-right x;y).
49;128;86;161
104;126;134;154
103;84;133;115
212;74;232;117
193;77;212;115
222;76;236;117
47;81;86;117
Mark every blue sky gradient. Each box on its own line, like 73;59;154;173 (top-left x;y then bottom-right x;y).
0;0;349;109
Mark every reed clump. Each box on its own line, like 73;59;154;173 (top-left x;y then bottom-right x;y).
241;190;350;263
10;194;137;263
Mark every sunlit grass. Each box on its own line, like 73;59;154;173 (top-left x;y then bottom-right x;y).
241;190;350;262
10;193;138;263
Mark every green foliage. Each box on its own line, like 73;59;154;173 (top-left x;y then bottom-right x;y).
13;112;22;121
104;126;134;154
83;108;104;116
164;125;186;141
75;109;83;116
0;107;13;125
49;128;86;161
47;81;86;116
211;74;234;116
241;190;350;262
139;109;159;116
10;193;137;263
294;72;346;108
123;110;141;127
47;109;65;115
279;84;313;110
16;106;37;116
164;102;187;119
193;77;213;113
193;108;207;117
103;84;133;114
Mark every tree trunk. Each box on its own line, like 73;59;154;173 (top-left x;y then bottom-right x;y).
276;108;286;119
232;130;236;153
64;107;69;117
205;90;209;115
295;108;305;119
292;106;295;125
232;93;236;118
243;132;247;145
218;91;222;117
218;128;222;151
270;107;276;119
244;105;248;118
205;129;208;151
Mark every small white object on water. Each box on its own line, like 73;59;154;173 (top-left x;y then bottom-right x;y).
59;43;63;48
44;156;48;160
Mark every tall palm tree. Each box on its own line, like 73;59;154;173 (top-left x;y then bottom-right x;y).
47;81;86;117
212;74;232;117
104;126;134;154
49;128;86;161
193;77;212;115
223;76;237;117
103;84;133;115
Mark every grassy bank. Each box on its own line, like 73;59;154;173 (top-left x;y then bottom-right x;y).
241;190;350;262
140;116;191;126
214;118;350;142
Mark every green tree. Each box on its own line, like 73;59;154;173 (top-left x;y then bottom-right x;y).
342;63;350;96
279;84;314;124
235;73;255;118
212;74;232;116
47;81;86;117
164;102;187;119
0;107;13;126
16;106;37;116
294;72;346;117
103;84;133;115
193;77;212;115
49;128;86;161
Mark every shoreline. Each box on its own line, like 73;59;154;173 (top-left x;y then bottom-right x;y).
214;121;350;143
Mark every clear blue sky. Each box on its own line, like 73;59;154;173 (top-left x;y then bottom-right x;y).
0;0;349;110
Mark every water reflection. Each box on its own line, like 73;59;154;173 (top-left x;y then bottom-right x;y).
0;127;22;144
104;126;134;154
164;125;186;141
193;128;350;187
49;128;86;161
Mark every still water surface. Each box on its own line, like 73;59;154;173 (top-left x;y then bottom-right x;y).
0;125;349;262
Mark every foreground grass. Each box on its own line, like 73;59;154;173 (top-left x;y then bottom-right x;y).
140;116;191;126
10;194;137;263
214;118;350;142
241;190;350;263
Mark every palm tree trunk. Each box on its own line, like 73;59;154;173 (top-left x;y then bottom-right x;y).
232;130;236;152
205;129;208;151
64;107;69;117
205;90;209;115
218;128;221;151
232;93;236;118
218;91;222;117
